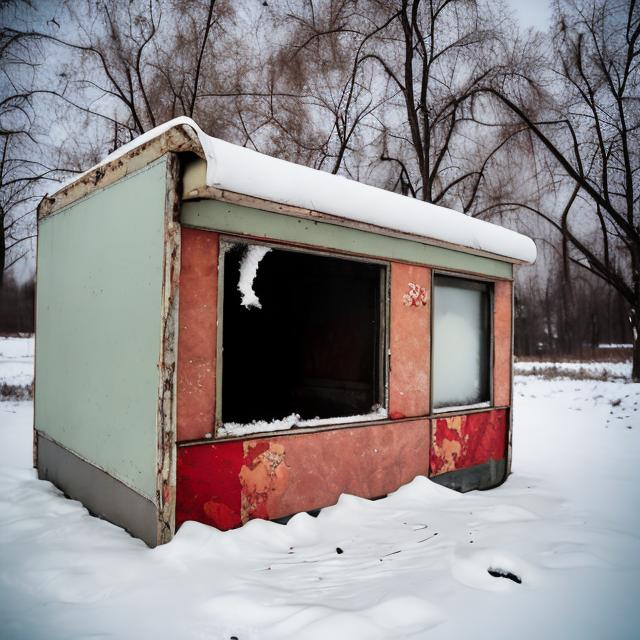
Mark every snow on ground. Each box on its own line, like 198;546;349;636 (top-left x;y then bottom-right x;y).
1;351;639;639
0;336;34;387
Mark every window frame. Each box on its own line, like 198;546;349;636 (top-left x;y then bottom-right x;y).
429;269;494;415
214;236;390;438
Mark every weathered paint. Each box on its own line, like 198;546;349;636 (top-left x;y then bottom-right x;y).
38;125;202;220
155;153;182;543
493;280;512;407
35;158;168;501
389;264;430;419
181;200;513;279
429;409;507;477
176;228;219;441
176;419;429;531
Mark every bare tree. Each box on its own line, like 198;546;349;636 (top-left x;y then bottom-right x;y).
0;20;55;286
475;0;640;379
5;0;244;145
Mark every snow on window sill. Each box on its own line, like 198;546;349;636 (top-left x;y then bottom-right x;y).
432;401;491;415
217;407;389;439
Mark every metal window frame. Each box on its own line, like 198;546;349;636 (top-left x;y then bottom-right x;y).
429;269;495;415
214;235;390;438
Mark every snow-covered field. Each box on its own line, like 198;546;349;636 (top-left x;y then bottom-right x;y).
514;359;632;380
1;343;639;639
0;336;34;387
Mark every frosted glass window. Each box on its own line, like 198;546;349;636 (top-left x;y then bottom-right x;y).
432;275;490;409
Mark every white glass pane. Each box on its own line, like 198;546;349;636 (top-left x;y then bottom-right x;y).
433;277;490;408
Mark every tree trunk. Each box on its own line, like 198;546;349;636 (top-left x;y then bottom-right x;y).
631;305;640;383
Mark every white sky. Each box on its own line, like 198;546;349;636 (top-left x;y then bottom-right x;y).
504;0;553;31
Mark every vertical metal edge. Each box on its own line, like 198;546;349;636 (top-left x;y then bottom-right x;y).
33;212;41;470
506;278;515;478
428;268;435;476
156;153;181;544
214;240;230;434
380;262;390;413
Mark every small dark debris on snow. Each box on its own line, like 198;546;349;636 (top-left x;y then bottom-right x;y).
488;568;522;584
336;547;344;554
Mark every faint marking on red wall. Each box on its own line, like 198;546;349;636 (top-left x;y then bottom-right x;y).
389;263;430;419
493;281;512;407
177;228;218;442
429;410;507;476
176;419;429;531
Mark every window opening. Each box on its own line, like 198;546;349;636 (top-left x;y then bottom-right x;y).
220;243;385;432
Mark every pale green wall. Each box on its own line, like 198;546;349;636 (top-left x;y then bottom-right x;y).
182;200;513;279
35;159;167;502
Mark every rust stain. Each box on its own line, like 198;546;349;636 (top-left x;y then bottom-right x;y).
446;415;464;435
239;442;289;522
433;438;462;473
430;410;508;477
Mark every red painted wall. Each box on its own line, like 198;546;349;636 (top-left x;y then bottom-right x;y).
389;264;430;419
429;409;507;476
493;281;512;407
177;228;218;442
177;419;430;530
175;229;512;531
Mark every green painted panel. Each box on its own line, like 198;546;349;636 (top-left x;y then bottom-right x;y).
35;159;167;502
181;200;512;279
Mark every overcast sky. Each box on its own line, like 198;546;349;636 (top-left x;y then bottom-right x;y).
504;0;553;31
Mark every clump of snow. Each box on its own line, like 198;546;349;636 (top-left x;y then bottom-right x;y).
218;407;388;438
218;413;300;438
237;244;271;309
55;116;537;264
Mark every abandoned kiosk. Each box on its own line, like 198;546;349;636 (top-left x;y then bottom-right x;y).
34;118;536;546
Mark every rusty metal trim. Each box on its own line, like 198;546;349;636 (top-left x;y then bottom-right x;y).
37;126;202;221
155;153;182;544
430;270;495;414
183;176;525;267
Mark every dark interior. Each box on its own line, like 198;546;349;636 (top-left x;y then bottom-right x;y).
221;244;384;424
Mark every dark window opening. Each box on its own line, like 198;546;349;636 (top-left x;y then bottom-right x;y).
221;243;385;426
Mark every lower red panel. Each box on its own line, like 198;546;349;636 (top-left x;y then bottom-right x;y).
176;420;429;531
429;409;507;476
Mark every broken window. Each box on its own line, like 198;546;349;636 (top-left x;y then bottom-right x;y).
220;242;386;430
432;275;491;410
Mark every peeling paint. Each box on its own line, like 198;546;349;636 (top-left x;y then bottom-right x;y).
239;442;288;522
430;410;507;477
176;419;429;531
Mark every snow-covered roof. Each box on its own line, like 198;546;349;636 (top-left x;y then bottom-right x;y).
58;116;537;264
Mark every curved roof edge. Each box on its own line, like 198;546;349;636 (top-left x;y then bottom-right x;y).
45;116;537;264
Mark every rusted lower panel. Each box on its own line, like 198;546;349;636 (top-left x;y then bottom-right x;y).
429;409;507;477
176;228;219;441
388;263;430;419
493;280;512;407
176;419;429;531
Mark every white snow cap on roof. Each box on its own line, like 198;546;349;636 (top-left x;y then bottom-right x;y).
75;116;537;263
